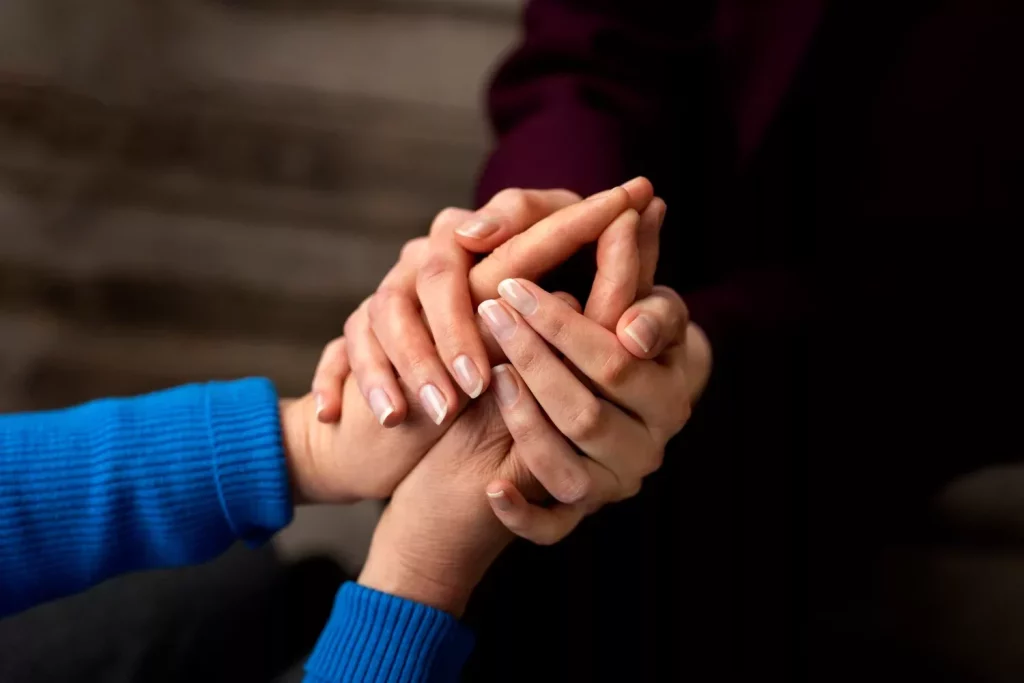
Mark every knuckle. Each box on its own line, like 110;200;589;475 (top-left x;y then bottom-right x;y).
559;473;591;505
321;336;345;361
492;187;531;217
654;286;689;325
505;410;540;444
597;349;635;387
403;352;436;379
343;302;368;338
434;318;463;350
618;478;643;501
512;345;543;375
638;445;665;477
366;287;402;324
564;397;604;442
672;391;693;428
416;250;454;288
399;237;428;263
544;309;571;345
430;207;464;234
651;393;691;443
342;315;358;340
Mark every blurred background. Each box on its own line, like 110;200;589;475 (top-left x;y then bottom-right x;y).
0;1;519;680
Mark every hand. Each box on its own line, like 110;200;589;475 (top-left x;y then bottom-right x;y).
354;367;555;616
281;329;475;504
283;184;661;504
333;178;665;427
480;279;712;543
356;293;710;614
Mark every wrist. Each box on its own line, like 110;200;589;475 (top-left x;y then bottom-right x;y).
279;395;315;505
358;504;510;617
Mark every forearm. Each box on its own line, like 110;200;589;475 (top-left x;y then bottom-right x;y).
302;503;494;683
0;378;293;616
303;583;475;683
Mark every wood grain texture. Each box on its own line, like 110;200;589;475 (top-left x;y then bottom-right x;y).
0;2;516;411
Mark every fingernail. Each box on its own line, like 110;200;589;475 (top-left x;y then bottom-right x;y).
369;388;395;426
491;365;519;407
314;391;326;419
453;355;483;398
419;384;448;425
455;218;499;239
487;489;513;512
478;300;517;341
624;313;659;353
497;278;538;316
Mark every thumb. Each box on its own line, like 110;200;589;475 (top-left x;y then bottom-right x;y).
615;286;689;359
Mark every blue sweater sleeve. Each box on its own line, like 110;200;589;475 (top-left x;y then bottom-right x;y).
0;378;293;617
304;583;476;683
1;379;476;680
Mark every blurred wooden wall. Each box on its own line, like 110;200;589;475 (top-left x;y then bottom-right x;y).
0;0;519;412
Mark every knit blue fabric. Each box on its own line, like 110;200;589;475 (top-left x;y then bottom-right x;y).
0;378;474;682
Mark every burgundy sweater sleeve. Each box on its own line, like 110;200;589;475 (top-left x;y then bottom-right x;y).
476;0;716;204
476;0;807;357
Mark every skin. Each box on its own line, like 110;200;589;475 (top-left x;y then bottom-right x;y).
285;185;712;613
285;186;670;506
332;179;667;428
352;280;709;613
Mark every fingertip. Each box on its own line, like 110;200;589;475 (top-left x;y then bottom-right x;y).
453;217;503;252
619;311;661;359
453;354;488;399
486;480;521;514
314;391;342;423
369;386;405;427
380;408;404;428
620;176;655;211
640;197;667;234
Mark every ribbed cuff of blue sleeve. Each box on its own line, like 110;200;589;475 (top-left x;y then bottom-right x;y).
206;377;294;545
304;583;475;683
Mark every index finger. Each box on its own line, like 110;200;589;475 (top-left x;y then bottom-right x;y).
453;188;582;252
456;177;653;256
469;186;642;303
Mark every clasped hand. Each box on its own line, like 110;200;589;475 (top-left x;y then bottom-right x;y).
281;179;711;614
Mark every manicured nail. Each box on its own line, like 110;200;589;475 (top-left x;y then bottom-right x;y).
624;313;659;353
419;384;448;425
487;489;513;512
314;392;326;419
497;279;538;316
369;388;395;426
453;355;483;398
455;218;499;239
491;364;519;407
478;300;517;341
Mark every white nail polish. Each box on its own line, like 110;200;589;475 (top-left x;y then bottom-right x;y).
487;489;512;512
497;279;538;316
419;384;448;425
453;355;483;398
455;218;499;239
369;388;395;426
623;314;658;354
